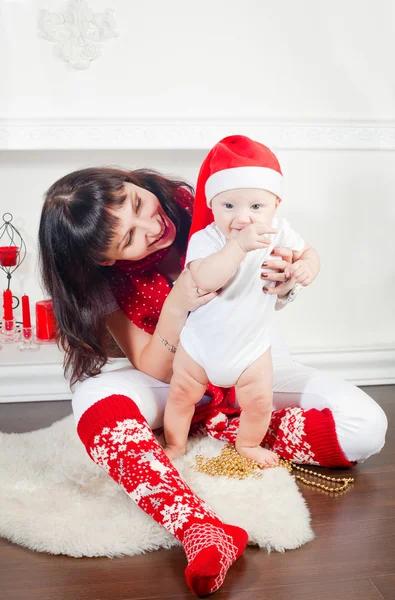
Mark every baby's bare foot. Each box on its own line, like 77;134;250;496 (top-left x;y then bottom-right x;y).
236;445;279;468
164;445;186;461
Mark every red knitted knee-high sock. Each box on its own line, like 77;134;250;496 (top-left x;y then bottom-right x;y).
77;394;248;596
206;407;354;468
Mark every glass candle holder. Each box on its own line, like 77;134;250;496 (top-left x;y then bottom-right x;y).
17;326;40;352
0;245;18;267
1;319;19;343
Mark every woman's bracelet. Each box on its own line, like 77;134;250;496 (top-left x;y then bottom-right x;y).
157;331;178;353
276;282;302;306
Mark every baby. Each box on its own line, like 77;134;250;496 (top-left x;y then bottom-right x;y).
164;135;320;467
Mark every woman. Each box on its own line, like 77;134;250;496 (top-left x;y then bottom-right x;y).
38;167;387;595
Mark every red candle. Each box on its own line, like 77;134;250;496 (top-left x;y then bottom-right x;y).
0;246;18;267
35;299;57;340
22;294;31;328
3;289;13;320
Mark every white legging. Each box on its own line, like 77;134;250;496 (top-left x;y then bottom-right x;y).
72;332;388;464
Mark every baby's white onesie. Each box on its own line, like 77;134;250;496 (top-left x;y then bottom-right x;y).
179;217;305;387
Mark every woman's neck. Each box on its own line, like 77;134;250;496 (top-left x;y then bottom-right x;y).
156;244;182;282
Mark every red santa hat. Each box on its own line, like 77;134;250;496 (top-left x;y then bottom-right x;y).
189;135;283;240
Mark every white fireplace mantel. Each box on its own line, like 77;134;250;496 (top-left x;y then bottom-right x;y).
0;343;129;404
1;118;395;151
1;342;394;403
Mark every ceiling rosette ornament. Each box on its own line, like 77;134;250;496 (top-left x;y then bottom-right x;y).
39;0;118;70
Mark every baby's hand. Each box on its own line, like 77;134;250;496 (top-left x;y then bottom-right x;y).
236;224;277;253
284;259;314;286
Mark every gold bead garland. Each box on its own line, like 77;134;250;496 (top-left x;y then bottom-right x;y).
193;444;354;494
194;444;265;480
283;460;355;493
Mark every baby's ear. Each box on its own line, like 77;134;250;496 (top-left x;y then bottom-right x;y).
275;196;281;208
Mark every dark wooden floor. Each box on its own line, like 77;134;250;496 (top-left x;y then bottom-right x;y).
0;386;394;600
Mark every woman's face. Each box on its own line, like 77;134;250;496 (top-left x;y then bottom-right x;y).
102;183;177;265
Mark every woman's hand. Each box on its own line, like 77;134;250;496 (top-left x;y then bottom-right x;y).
261;247;295;298
168;269;218;314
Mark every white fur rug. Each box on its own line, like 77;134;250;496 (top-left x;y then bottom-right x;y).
0;415;314;557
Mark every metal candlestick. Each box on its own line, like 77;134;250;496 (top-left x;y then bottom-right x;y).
0;212;27;319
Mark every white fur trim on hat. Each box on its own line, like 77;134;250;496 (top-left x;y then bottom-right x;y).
205;166;283;206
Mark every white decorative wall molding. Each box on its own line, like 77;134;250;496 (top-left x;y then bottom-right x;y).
292;346;395;386
1;345;393;403
38;0;118;70
0;118;394;151
0;344;129;404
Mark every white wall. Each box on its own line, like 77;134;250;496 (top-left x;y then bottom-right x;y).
0;0;394;387
1;0;394;120
2;148;394;350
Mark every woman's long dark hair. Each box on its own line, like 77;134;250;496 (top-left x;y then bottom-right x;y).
38;168;193;388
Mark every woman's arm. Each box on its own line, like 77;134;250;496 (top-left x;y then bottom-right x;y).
106;303;186;383
106;270;217;383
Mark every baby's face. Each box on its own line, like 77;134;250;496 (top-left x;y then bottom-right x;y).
211;188;280;240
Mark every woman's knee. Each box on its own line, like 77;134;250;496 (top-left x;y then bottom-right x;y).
308;375;388;463
333;387;388;463
71;367;169;430
273;364;388;463
368;401;388;455
72;374;109;426
351;399;387;463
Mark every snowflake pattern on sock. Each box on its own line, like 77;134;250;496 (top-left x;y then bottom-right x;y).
79;395;250;596
89;416;219;538
264;407;319;464
206;407;320;465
